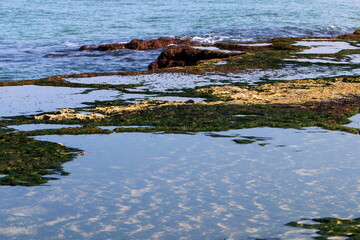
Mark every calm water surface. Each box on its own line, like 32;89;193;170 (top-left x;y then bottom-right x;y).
0;128;359;239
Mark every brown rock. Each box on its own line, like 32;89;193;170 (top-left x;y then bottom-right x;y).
148;46;242;70
79;37;194;51
95;44;125;51
79;44;125;51
124;37;193;50
79;45;95;51
338;29;360;39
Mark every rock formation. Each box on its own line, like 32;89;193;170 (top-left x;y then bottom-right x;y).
148;46;243;70
339;29;360;39
34;109;105;120
124;37;193;50
79;37;194;51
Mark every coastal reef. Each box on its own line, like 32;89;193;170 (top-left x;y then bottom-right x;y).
148;46;243;69
0;133;80;186
0;31;360;186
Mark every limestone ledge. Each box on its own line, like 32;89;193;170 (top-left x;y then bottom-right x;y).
33;77;360;120
95;100;200;114
34;109;105;121
198;78;360;105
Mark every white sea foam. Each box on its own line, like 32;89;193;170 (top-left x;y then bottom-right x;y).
191;36;230;44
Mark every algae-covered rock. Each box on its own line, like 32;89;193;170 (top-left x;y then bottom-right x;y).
35;108;105;120
96;100;200;114
0;134;80;186
286;217;360;239
148;46;242;70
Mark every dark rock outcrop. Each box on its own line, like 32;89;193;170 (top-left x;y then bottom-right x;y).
339;29;360;39
148;46;242;70
79;43;125;51
95;44;125;51
79;37;194;51
124;37;193;50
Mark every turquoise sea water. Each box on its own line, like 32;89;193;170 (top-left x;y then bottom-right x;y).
0;0;359;81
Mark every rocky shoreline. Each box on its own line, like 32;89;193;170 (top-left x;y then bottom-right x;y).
0;30;360;186
1;31;360;240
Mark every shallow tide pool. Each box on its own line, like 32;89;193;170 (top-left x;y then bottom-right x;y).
0;85;120;118
0;127;359;239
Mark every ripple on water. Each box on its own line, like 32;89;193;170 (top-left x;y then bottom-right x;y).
0;127;357;239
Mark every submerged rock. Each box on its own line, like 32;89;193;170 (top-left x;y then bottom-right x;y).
148;46;242;70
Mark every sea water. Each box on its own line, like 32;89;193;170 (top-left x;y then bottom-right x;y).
1;1;360;239
0;129;359;239
0;0;359;81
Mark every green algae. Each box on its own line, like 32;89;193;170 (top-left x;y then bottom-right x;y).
0;134;80;186
4;94;358;135
232;139;256;144
286;217;360;239
0;125;112;186
106;103;357;133
205;133;238;138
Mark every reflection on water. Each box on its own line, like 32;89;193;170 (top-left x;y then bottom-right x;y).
7;124;82;132
0;85;119;118
0;127;359;239
344;114;360;129
294;40;359;54
66;65;360;92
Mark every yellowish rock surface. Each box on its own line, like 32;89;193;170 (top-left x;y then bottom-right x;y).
35;108;105;120
199;78;360;105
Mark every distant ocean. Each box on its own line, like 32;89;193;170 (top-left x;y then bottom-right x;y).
0;0;359;81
